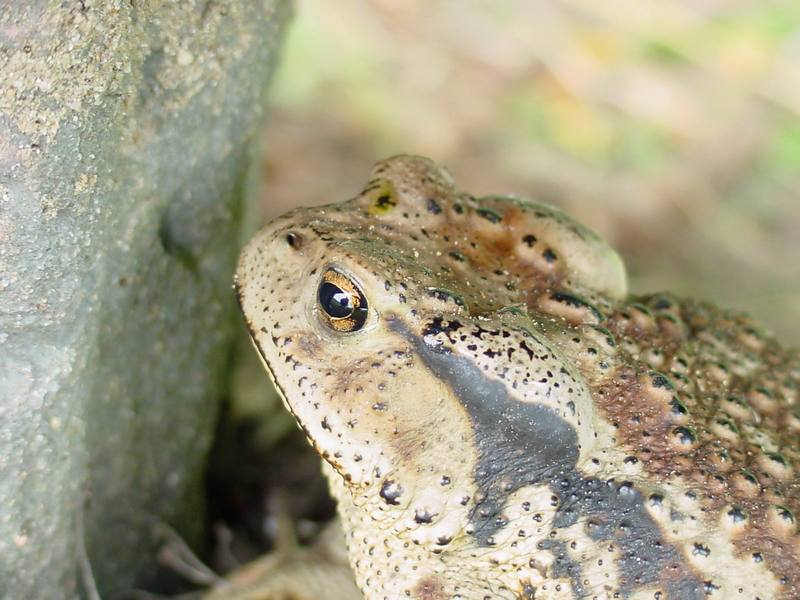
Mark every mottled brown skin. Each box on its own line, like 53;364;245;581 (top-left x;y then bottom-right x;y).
236;156;800;600
597;298;800;590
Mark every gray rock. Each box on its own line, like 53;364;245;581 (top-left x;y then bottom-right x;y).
0;1;290;597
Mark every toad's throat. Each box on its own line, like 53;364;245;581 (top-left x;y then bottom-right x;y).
387;315;704;599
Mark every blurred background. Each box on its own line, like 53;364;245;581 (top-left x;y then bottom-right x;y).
210;0;800;585
261;0;800;342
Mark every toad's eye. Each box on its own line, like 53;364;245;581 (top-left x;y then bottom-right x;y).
317;269;369;332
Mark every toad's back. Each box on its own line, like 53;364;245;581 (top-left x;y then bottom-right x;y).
236;155;800;599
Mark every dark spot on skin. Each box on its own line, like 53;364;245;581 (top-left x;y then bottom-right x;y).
715;417;738;434
629;303;654;318
673;426;696;445
421;316;463;341
519;341;535;360
426;198;443;214
414;509;437;524
703;581;721;594
549;291;605;322
476;208;503;223
650;371;674;389
777;506;795;523
728;507;747;523
652;296;673;310
767;452;789;467
427;288;466;307
435;536;452;546
449;251;466;262
387;317;704;599
670;397;688;416
519;582;537;599
308;224;336;242
591;325;616;347
375;194;396;209
380;479;403;505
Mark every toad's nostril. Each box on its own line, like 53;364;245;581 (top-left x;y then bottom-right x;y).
285;231;303;249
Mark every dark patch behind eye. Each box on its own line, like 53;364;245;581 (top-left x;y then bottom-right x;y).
387;318;705;600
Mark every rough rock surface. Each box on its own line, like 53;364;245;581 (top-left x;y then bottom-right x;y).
0;1;289;597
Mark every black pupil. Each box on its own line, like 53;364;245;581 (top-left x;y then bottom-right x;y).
319;282;354;318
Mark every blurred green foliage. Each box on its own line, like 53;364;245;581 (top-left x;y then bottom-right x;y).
260;0;800;344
